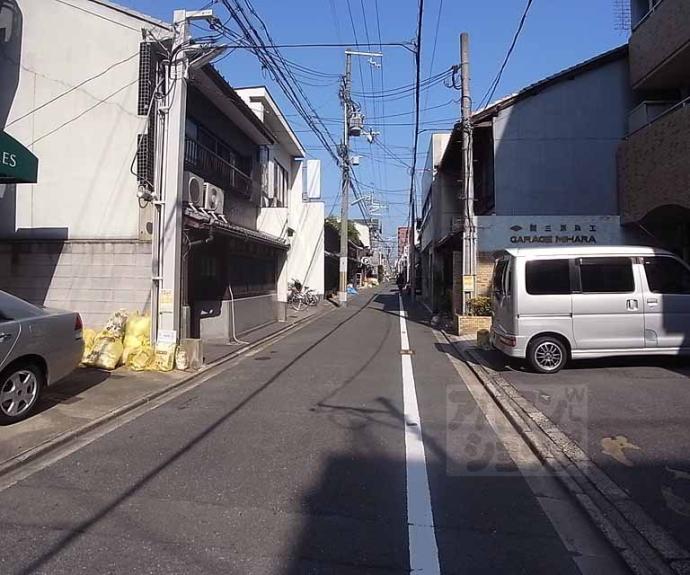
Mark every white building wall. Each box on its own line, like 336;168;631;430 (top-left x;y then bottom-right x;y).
1;0;167;239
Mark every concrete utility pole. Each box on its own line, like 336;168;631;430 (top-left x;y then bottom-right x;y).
155;9;215;341
338;49;381;306
460;32;476;315
338;51;352;307
156;9;190;341
409;190;416;303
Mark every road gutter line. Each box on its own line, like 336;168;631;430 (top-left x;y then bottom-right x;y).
432;329;628;574
399;294;441;574
448;334;686;575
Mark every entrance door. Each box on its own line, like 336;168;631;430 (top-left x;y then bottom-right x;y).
640;256;690;349
572;257;645;350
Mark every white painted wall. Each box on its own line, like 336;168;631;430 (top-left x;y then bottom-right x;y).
476;215;626;253
352;221;371;248
1;0;167;239
287;200;325;294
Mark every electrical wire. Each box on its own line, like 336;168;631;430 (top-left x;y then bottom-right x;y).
478;0;535;109
6;51;140;128
29;78;139;146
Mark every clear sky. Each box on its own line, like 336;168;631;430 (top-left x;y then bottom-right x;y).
118;0;628;240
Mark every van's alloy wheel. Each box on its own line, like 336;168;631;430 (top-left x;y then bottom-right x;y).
0;363;44;424
529;337;566;374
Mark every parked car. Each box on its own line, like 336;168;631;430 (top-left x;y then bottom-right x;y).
491;246;690;373
0;291;83;424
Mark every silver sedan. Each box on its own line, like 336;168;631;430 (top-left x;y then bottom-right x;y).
0;291;84;424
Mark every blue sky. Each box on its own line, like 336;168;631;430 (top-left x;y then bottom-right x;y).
119;0;627;238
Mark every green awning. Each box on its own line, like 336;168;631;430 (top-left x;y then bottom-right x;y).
0;130;38;184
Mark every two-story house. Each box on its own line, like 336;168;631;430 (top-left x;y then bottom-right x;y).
0;0;323;348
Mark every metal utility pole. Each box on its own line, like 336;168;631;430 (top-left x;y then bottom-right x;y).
460;32;476;315
338;51;352;307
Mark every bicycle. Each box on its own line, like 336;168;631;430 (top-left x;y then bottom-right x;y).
288;280;306;311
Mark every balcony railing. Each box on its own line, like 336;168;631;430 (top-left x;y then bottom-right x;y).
184;137;255;200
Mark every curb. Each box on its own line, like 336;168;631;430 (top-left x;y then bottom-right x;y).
0;305;335;480
445;333;690;575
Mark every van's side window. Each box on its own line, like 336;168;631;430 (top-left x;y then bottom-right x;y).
525;260;570;295
578;257;634;293
643;257;690;294
493;259;508;294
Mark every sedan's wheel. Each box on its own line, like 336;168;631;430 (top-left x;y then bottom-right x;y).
0;363;44;424
528;337;567;374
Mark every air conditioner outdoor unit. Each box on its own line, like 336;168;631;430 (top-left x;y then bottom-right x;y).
183;172;205;206
204;183;225;214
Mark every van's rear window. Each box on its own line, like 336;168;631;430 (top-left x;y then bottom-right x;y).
525;260;570;295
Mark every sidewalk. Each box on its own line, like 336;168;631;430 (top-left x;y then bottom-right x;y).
0;300;335;476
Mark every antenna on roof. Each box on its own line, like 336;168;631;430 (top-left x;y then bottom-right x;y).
613;0;631;32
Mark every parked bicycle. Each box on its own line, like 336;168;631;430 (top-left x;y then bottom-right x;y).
287;280;319;311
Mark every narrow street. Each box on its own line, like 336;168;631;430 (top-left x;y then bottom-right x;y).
0;287;627;574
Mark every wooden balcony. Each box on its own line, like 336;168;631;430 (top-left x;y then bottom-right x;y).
184;137;256;200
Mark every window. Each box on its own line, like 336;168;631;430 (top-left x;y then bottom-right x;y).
0;291;43;322
525;259;570;295
643;257;690;294
273;162;289;207
493;259;508;295
578;257;634;293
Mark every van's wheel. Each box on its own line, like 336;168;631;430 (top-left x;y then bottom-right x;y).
528;336;567;374
0;362;45;425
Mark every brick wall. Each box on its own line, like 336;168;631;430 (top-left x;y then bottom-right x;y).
0;241;151;329
618;104;690;223
476;255;495;297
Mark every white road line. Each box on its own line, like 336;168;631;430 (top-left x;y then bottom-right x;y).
399;294;441;574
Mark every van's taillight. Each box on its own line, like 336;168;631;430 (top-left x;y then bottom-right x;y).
75;314;83;339
499;334;516;347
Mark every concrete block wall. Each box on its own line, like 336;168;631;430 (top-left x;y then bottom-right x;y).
0;241;151;328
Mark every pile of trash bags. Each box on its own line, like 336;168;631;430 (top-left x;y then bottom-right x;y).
82;310;179;372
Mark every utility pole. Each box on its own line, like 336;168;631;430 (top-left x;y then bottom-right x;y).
155;9;215;341
460;32;476;315
409;187;416;303
338;51;352;307
338;49;381;307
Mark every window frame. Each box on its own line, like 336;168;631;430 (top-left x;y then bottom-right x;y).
642;256;690;295
524;258;572;296
574;256;636;295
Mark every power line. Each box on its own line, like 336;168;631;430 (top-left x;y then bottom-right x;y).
30;78;139;146
6;51;140;128
422;0;444;115
478;0;535;109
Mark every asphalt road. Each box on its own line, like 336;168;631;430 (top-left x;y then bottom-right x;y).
0;287;627;574
478;348;690;553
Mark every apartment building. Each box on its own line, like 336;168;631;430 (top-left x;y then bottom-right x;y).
618;0;690;260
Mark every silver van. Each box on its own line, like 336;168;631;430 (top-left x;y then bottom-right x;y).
491;246;690;373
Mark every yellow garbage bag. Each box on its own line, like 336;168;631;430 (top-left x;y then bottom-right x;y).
128;345;156;371
89;337;124;371
102;309;128;339
81;328;97;365
122;314;151;364
153;342;177;372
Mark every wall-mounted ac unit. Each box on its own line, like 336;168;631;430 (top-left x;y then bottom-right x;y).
183;172;205;206
204;183;225;214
